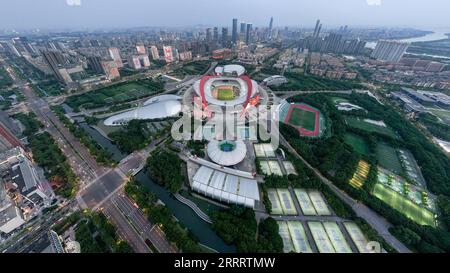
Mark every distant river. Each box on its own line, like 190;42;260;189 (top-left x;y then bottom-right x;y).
365;30;450;48
365;30;450;59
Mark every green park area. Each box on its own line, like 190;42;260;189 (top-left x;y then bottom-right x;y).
268;71;364;91
66;79;164;111
373;183;435;227
344;133;370;156
375;143;403;174
345;116;397;139
288;107;317;132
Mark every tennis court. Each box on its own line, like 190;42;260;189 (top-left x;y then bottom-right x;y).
323;222;352;253
343;222;370;253
287;221;313;253
259;160;283;176
267;189;283;215
308;191;331;216
294;189;317;215
277;189;298;215
308;221;335;253
278;221;295;253
283;161;298;175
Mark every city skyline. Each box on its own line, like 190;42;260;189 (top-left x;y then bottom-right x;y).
0;0;450;31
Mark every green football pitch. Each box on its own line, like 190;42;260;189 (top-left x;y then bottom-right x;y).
287;108;317;132
373;183;435;227
217;88;234;100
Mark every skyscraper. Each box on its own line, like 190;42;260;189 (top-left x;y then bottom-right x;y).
316;24;322;38
41;50;71;83
150;45;160;60
269;17;274;34
213;27;219;42
313;19;320;37
232;18;238;43
245;23;252;45
240;22;247;34
206;28;212;42
222;27;229;45
371;40;410;62
108;47;123;68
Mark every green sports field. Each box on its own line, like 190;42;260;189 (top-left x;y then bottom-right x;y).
345;116;397;138
288;108;317;132
217;88;235;100
344;133;370;156
375;143;403;174
373;183;435;227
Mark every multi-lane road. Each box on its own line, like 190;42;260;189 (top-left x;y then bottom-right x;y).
4;64;176;253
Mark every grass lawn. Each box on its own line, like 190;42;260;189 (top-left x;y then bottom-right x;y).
66;79;163;111
288;107;317;132
345;116;397;139
376;143;403;174
344;133;370;156
373;183;435;227
217;88;234;100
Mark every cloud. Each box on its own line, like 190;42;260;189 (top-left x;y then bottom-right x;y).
66;0;81;6
366;0;382;6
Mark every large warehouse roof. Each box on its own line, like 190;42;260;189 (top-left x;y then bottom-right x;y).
104;96;181;126
192;165;260;208
207;140;247;166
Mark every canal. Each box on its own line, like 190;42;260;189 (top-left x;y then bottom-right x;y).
74;112;236;252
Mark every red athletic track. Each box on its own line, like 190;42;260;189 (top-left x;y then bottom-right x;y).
284;104;320;137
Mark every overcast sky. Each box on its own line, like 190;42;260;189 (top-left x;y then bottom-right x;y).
1;0;449;31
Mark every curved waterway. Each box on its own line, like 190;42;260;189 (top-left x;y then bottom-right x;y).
78;120;236;253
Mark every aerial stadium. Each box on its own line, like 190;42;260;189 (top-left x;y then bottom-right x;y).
183;65;267;208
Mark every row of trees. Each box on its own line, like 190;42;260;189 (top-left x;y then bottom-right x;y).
146;148;186;193
75;212;133;253
125;179;202;252
52;106;116;166
211;206;283;253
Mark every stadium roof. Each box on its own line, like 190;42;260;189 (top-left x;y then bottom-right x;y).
104;95;181;126
192;165;260;208
215;64;246;76
207;140;247;166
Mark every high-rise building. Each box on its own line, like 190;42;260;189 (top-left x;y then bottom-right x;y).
41;50;72;84
127;55;142;70
179;51;193;61
240;22;247;34
313;19;320;37
150;45;160;60
371;40;410;62
222;27;229;45
136;43;146;54
206;28;212;42
87;55;104;74
232;18;238;43
108;47;123;68
163;46;174;63
213;27;219;42
245;23;252;45
269;17;274;38
139;55;151;67
101;60;120;80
